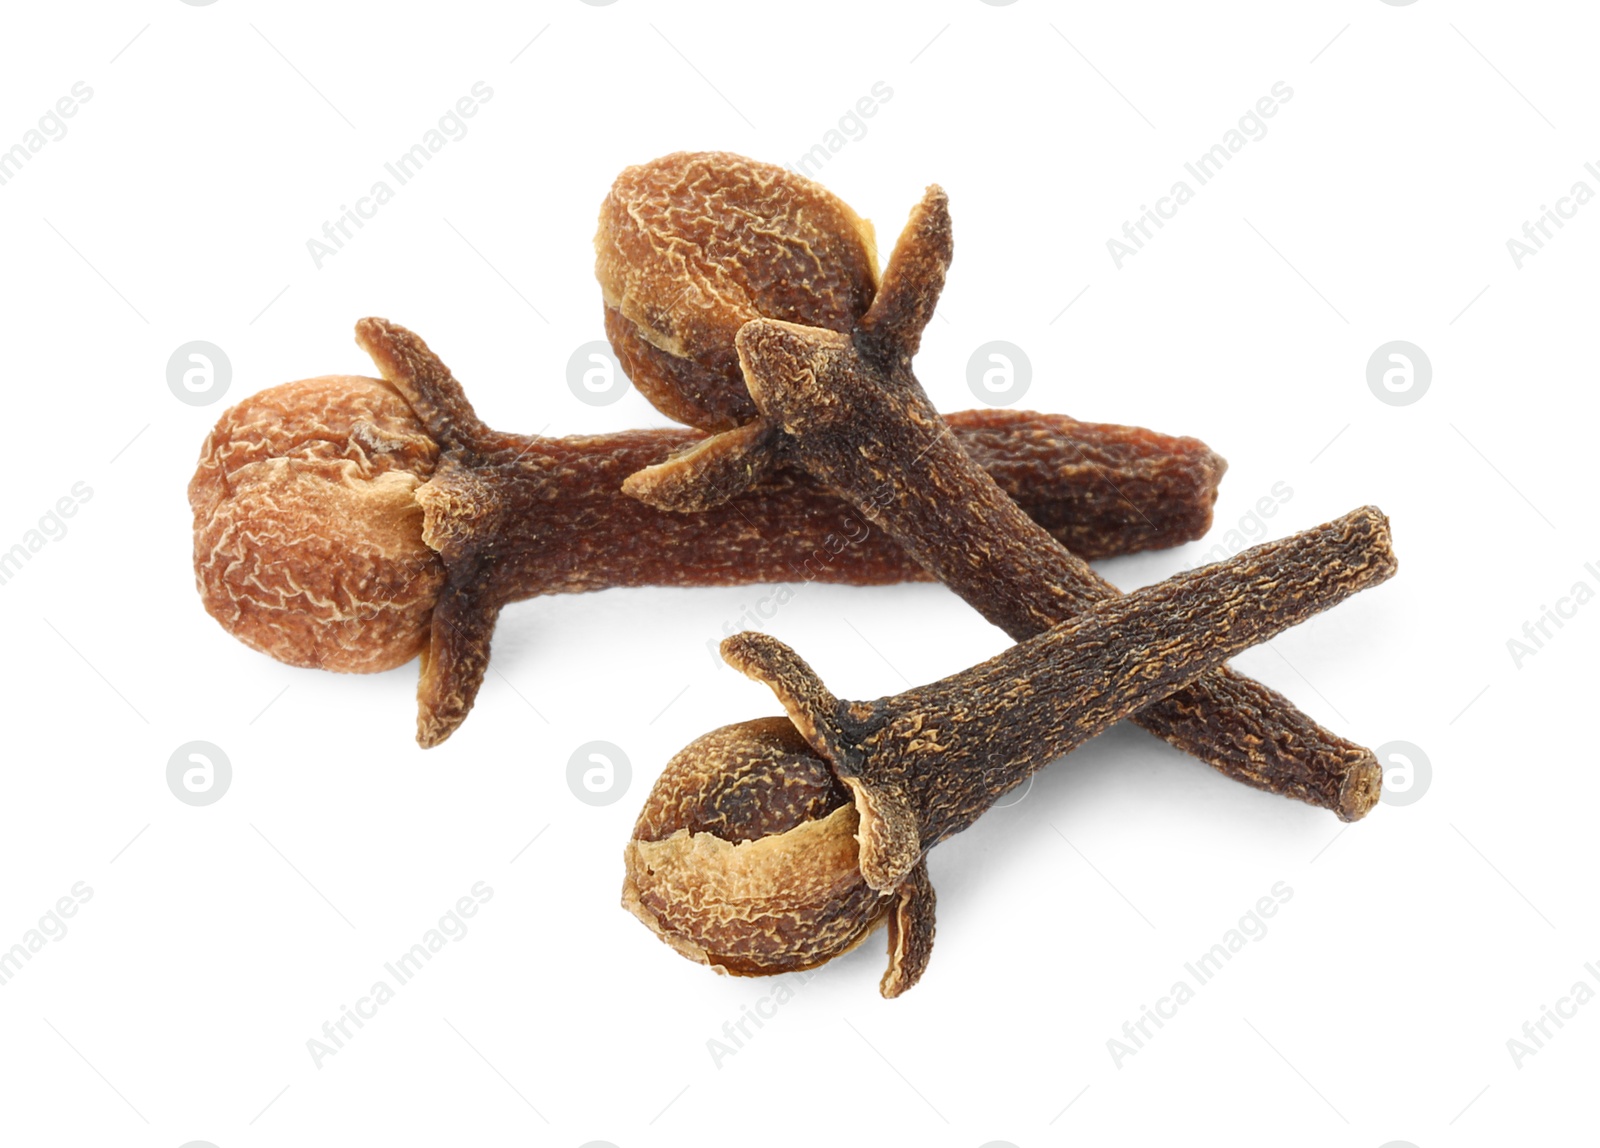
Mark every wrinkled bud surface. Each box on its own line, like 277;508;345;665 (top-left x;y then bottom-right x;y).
189;375;445;673
623;716;892;976
595;151;880;431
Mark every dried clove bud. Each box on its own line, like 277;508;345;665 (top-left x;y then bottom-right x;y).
596;150;879;432
624;507;1397;996
616;168;1385;821
594;149;1221;548
190;320;1225;745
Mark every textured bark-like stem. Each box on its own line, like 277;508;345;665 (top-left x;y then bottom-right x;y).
425;411;1224;606
747;347;1385;819
629;188;1387;820
727;508;1395;895
352;319;1224;745
840;507;1396;849
626;507;1397;994
743;327;1382;820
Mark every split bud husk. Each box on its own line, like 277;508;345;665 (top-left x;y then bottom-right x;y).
622;718;892;978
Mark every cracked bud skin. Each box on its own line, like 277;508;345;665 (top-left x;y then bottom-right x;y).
595;150;880;431
622;717;926;997
189;374;445;674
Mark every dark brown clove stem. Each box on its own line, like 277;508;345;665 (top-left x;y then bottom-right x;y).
420;411;1225;598
743;508;1396;867
627;188;1387;821
626;507;1398;994
191;319;1227;747
365;321;1235;747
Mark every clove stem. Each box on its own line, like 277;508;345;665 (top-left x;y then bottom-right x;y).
192;318;1228;747
634;188;1391;819
627;506;1398;992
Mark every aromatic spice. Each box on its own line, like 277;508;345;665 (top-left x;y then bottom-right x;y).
190;319;1225;746
597;150;879;432
614;171;1382;821
625;507;1397;995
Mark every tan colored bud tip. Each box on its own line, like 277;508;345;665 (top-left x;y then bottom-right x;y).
595;151;880;431
188;375;445;674
622;717;892;977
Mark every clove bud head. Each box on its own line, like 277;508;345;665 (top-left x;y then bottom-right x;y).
622;717;892;980
188;375;444;674
595;151;880;431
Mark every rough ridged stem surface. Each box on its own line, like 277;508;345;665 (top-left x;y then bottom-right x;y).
631;184;1384;820
624;508;1397;994
190;320;1225;745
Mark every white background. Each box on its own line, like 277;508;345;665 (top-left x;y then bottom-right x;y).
0;2;1594;1146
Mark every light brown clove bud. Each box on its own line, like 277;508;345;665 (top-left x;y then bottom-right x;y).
595;150;879;432
189;374;444;674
